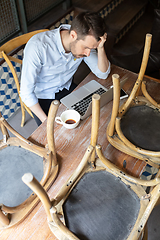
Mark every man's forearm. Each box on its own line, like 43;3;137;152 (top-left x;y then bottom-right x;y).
30;103;47;123
97;33;110;73
97;47;110;73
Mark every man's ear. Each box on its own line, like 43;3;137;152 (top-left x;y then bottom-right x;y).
70;30;77;41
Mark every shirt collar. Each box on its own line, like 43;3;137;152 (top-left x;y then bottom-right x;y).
57;24;71;55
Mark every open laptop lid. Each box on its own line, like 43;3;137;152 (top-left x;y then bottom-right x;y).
61;77;128;120
61;80;106;107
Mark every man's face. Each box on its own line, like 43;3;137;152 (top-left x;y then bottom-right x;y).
70;34;99;58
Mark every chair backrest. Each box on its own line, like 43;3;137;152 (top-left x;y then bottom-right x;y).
0;29;48;56
0;29;48;127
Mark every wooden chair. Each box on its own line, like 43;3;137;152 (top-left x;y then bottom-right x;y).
107;33;160;174
22;94;160;240
0;100;60;229
0;29;48;127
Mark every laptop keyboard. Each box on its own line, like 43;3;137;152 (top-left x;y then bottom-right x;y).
71;87;106;116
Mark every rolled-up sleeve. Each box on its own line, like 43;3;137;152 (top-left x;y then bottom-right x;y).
83;49;111;79
20;40;42;107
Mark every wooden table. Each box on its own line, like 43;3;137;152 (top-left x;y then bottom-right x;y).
1;64;160;240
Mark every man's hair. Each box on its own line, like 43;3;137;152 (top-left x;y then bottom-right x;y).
70;11;107;41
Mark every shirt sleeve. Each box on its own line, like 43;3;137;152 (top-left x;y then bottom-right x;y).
83;49;111;79
20;39;42;107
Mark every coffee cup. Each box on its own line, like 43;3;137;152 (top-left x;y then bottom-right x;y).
55;110;80;129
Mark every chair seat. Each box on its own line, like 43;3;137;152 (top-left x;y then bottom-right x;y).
121;105;160;151
63;170;140;240
0;146;43;207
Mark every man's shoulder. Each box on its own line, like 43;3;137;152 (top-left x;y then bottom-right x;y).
25;30;57;53
29;30;56;43
25;24;70;53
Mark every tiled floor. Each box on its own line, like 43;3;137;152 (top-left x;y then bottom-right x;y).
0;109;37;139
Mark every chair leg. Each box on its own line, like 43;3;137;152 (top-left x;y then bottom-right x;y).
142;225;148;240
21;105;25;127
0;116;10;141
22;173;53;222
108;74;120;137
22;173;80;240
0;208;10;226
138;34;152;83
90;94;100;166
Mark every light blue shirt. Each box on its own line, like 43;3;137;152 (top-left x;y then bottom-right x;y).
20;24;111;107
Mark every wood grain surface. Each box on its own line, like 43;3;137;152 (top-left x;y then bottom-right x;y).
1;64;160;240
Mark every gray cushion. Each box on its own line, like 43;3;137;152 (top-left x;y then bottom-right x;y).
63;171;140;240
0;146;43;207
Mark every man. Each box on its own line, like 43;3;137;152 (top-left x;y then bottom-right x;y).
20;11;111;126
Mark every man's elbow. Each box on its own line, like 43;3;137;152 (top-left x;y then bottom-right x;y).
99;67;111;79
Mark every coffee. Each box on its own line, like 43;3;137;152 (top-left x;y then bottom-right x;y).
55;110;80;129
65;119;76;124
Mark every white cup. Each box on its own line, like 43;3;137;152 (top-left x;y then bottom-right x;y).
55;110;80;129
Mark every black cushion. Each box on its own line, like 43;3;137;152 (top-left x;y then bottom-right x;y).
121;105;160;151
63;171;140;240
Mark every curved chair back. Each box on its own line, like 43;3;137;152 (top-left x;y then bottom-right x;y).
0;29;48;127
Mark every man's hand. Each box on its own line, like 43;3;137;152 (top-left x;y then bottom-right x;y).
30;103;47;123
97;33;107;49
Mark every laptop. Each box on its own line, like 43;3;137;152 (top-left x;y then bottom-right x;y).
60;77;128;120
